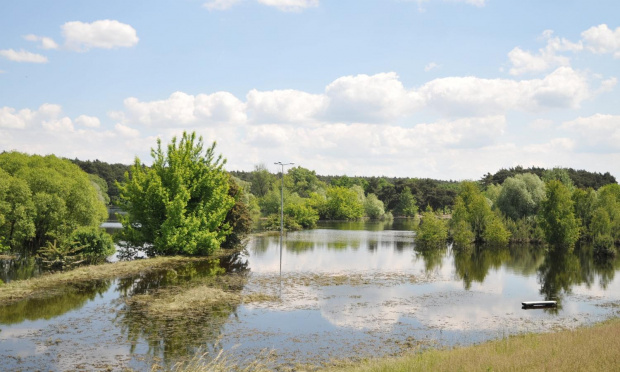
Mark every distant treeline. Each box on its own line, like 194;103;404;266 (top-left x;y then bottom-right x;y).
481;166;616;190
70;159;131;204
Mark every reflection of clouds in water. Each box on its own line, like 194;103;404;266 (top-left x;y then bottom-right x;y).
319;286;418;331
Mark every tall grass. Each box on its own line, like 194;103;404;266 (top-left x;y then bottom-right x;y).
325;318;620;372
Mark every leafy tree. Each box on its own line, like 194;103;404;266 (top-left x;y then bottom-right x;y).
538;180;580;250
364;194;385;220
572;188;597;239
483;212;512;246
542;167;575;191
69;226;115;264
394;187;418;217
286;166;325;198
324;186;364;220
415;206;448;248
116;132;235;256
0;152;108;253
495;173;545;220
250;164;275;198
221;176;253;248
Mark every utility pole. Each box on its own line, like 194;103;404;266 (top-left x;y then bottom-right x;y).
274;162;293;277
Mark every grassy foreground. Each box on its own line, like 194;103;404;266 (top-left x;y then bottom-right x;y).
324;318;620;372
159;318;620;372
0;253;231;305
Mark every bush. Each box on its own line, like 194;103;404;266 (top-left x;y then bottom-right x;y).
593;234;616;259
70;226;115;264
415;208;448;248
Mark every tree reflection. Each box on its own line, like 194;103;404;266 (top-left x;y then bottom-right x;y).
537;249;581;313
114;253;249;366
454;245;510;290
0;280;111;324
414;245;447;274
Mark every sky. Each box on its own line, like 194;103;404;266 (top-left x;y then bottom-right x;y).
1;0;619;181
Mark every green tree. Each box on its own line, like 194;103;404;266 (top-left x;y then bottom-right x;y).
496;173;545;220
69;226;115;264
324;186;364;220
250;164;275;198
415;206;448;248
0;152;107;253
538;180;580;250
221;176;253;248
394;187;418;217
364;193;385;220
287;166;325;198
116;132;235;256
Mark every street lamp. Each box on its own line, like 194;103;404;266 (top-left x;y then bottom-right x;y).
274;161;294;277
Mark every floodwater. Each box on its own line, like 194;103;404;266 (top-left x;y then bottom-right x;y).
1;220;619;370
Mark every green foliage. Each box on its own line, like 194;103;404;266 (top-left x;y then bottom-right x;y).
482;212;512;246
250;164;275;198
538;180;580;250
543;167;575;191
324;186;364;220
364;193;385;220
415;207;448;248
0;152;108;253
70;158;131;204
394;187;418;217
572;188;597;239
69;226;115;264
481;165;615;190
285;199;319;229
286;166;325;198
88;173;111;205
38;239;86;270
116;132;235;256
221;176;254;249
495;173;545;220
593;233;616;258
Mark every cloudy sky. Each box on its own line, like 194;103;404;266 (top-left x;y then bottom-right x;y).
1;1;619;180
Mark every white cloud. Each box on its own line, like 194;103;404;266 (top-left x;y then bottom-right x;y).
324;72;423;122
561;113;620;152
0;107;33;129
62;20;139;51
115;123;140;138
0;49;48;63
247;89;328;123
121;91;246;126
581;24;620;56
421;67;590;116
257;0;319;12
23;34;59;50
75;115;101;128
42;117;74;132
508;30;582;76
203;0;242;10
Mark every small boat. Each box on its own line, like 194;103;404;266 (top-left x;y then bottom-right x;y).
521;300;557;308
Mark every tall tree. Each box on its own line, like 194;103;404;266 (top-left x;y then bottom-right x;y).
117;132;235;256
538;180;580;250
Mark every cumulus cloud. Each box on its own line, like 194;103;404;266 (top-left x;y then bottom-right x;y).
420;67;590;116
120;91;247;126
247;89;328;123
324;72;423;122
115;123;140;138
23;34;59;50
508;30;582;75
0;49;48;63
561;113;620;152
62;20;139;51
581;24;620;57
75;115;101;128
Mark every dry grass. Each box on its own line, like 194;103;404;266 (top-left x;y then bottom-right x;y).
0;252;237;305
324;318;620;372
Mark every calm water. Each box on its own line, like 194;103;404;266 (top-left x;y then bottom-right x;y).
1;220;619;370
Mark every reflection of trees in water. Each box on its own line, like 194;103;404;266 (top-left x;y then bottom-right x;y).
117;300;238;365
0;256;42;282
0;279;111;324
285;239;315;254
504;244;546;276
115;253;249;365
453;245;511;290
414;245;447;273
537;249;581;313
537;244;620;313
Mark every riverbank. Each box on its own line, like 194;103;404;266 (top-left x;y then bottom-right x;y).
166;317;620;371
0;250;239;305
323;317;620;372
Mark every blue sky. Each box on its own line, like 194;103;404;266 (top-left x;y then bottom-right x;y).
1;0;619;180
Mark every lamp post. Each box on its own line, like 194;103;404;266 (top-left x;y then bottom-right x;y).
274;162;293;277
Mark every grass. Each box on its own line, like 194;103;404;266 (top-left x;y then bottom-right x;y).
323;318;620;372
0;251;238;305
